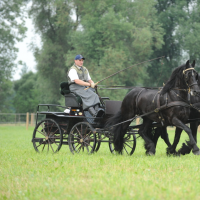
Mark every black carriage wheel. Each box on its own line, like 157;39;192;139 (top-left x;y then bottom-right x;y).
109;133;137;155
68;122;96;154
32;119;63;153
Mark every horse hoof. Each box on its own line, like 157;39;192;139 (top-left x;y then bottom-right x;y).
166;150;175;156
166;152;172;156
173;152;180;157
166;150;173;156
146;151;155;156
193;150;200;155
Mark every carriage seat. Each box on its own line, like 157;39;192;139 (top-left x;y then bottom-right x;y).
60;82;82;107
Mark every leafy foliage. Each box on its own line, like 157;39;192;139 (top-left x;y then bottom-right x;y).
0;0;27;112
8;0;200;111
13;72;39;113
65;0;164;100
29;0;75;104
145;0;200;86
176;0;200;63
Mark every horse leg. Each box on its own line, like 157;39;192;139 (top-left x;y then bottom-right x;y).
166;128;182;156
139;118;155;155
151;127;161;149
160;127;172;148
149;127;171;151
191;121;198;142
178;121;198;155
172;118;200;155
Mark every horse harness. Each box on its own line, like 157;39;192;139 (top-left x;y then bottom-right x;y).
106;67;200;129
135;67;200;126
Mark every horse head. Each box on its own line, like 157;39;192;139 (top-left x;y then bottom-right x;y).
161;60;199;96
183;60;199;96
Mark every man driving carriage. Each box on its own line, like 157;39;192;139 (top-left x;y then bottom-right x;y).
67;54;104;118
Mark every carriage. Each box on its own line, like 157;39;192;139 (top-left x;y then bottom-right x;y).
32;60;200;156
32;82;139;155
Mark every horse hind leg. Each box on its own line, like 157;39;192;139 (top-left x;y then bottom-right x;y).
148;127;160;149
152;126;172;149
139;118;155;155
149;127;172;155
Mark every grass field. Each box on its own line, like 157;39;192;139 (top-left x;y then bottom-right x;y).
1;125;200;200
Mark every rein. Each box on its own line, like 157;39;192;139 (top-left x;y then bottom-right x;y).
105;67;200;130
98;86;163;90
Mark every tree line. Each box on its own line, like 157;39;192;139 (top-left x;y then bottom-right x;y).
1;0;200;113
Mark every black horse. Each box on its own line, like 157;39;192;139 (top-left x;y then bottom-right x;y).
152;73;200;156
166;91;200;155
106;60;200;155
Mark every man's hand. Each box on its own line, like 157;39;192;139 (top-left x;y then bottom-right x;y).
90;82;95;88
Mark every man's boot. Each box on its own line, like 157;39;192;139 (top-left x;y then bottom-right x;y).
88;107;96;117
94;104;104;118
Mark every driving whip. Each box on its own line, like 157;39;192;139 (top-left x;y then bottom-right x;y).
85;56;165;90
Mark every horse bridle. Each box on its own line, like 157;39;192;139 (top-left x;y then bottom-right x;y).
183;67;199;90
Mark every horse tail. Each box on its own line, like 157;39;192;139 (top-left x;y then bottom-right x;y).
105;110;124;153
105;88;140;153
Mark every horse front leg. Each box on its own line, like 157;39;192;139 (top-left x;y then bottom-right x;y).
191;121;198;142
172;118;200;155
166;127;181;156
178;121;198;155
160;127;172;148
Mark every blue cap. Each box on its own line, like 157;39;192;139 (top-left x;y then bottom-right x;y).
75;54;85;60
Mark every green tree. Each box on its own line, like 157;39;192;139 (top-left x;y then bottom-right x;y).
13;72;39;113
29;0;75;104
66;0;164;100
145;0;197;86
0;0;27;112
176;0;200;64
28;0;164;103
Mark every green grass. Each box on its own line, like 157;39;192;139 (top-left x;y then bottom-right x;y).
1;125;200;200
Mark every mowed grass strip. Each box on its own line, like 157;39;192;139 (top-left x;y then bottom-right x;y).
1;126;200;200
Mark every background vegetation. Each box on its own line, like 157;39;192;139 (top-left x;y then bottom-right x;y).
2;0;200;113
1;126;200;199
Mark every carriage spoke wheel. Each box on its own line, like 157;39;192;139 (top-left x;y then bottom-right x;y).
109;133;137;155
68;122;96;154
32;119;63;153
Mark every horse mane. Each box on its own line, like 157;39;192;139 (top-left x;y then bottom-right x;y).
160;64;187;95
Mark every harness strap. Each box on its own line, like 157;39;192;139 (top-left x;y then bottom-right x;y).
155;101;191;112
183;67;198;74
107;101;192;129
136;88;145;111
156;92;165;125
